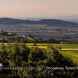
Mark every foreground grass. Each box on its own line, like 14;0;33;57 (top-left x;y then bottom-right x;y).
59;50;78;65
0;43;77;77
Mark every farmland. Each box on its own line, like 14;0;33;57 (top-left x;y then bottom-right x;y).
0;43;78;65
0;18;78;77
0;43;78;78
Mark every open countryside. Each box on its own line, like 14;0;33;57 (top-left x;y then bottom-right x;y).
0;43;78;65
0;18;78;77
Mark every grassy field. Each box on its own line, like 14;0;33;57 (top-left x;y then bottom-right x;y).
59;44;78;65
21;43;78;65
0;43;78;65
0;43;78;77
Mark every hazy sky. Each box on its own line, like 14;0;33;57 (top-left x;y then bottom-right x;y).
0;0;78;18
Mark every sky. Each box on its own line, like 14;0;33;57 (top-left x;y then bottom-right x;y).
0;0;78;18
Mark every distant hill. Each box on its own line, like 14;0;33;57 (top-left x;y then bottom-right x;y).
0;18;78;41
58;16;78;23
0;18;77;28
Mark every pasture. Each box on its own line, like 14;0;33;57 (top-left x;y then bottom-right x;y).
0;43;78;65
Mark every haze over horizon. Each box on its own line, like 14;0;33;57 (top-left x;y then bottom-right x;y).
0;0;78;19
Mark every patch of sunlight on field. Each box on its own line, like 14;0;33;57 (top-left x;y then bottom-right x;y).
27;45;48;49
60;50;78;65
25;43;49;49
60;44;78;49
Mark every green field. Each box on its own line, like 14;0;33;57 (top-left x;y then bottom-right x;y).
21;43;78;65
0;43;78;77
59;44;78;65
0;43;78;65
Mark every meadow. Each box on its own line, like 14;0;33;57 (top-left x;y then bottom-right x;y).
0;43;78;78
26;43;78;65
0;43;78;65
